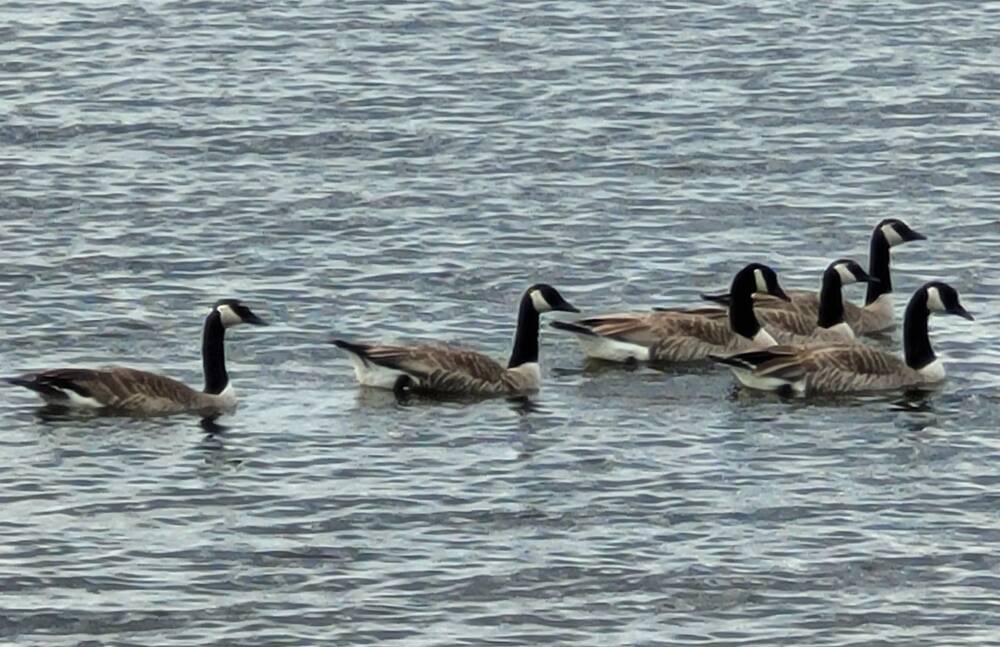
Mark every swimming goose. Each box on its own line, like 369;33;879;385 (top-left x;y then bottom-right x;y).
755;258;877;343
655;258;876;343
550;263;789;363
331;284;578;396
6;299;268;415
700;218;926;334
710;282;973;394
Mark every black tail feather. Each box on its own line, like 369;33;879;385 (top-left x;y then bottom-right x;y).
710;349;786;370
5;375;71;400
331;338;371;354
549;320;597;336
330;338;375;366
708;353;757;370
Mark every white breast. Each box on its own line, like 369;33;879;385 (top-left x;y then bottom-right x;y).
507;361;542;389
217;382;238;406
918;358;946;382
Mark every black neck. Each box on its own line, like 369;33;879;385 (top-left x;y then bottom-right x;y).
202;311;229;394
728;272;762;340
507;296;540;368
866;229;892;305
902;291;935;369
817;270;845;328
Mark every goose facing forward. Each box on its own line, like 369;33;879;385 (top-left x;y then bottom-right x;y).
7;299;268;415
710;282;973;395
701;218;926;334
550;263;790;363
332;284;578;396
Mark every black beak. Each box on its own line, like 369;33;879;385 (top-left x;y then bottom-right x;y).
856;269;879;284
555;300;581;314
243;311;270;326
949;304;974;321
904;228;927;242
771;283;792;302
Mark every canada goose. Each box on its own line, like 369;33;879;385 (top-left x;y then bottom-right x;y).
754;258;878;343
6;299;268;415
710;282;973;394
550;263;789;363
331;284;578;396
700;219;926;334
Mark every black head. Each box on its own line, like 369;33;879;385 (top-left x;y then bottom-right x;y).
921;282;974;321
828;258;878;285
734;263;790;301
212;299;269;327
874;218;926;247
524;284;580;314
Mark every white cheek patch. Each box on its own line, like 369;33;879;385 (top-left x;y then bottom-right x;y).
529;289;552;313
835;263;858;284
881;223;904;246
216;304;243;327
926;286;946;312
754;269;767;294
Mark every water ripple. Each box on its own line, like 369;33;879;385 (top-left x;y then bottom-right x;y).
2;0;999;645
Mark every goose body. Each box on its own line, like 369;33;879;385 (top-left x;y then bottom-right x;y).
711;282;973;394
701;219;926;334
332;284;578;396
552;263;789;363
7;300;268;416
755;258;877;344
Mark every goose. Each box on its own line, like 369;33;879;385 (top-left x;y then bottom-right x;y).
750;258;878;343
550;263;789;363
6;299;268;415
331;283;578;396
700;218;926;334
710;282;973;394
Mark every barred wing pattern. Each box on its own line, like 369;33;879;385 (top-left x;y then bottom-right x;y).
11;367;225;415
572;311;750;362
752;344;921;393
756;291;883;335
359;344;531;395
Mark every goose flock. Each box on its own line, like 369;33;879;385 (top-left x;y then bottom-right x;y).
5;218;973;417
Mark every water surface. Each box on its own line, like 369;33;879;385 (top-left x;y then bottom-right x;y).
2;1;1000;645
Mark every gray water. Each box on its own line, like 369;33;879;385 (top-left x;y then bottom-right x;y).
2;1;1000;645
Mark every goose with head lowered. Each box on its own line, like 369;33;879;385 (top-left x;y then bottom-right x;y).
550;263;790;363
710;282;973;395
331;284;578;396
6;299;268;416
700;218;926;334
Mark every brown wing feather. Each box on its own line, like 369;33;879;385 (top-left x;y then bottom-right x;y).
20;367;211;413
762;289;889;336
751;344;912;392
756;307;818;336
361;343;518;393
798;345;907;376
576;311;730;347
362;344;505;381
79;367;207;411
